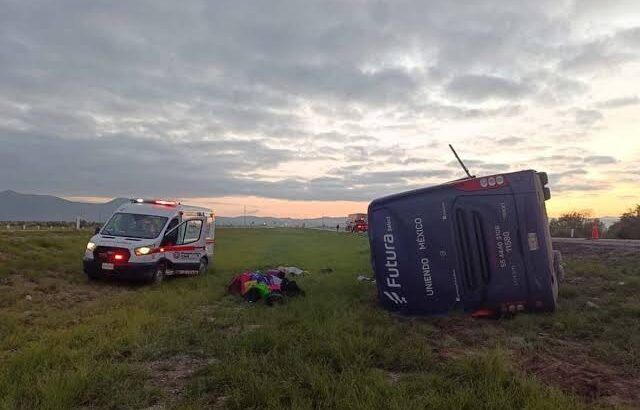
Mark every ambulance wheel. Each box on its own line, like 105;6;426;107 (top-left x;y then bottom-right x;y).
198;257;208;276
87;271;102;281
152;263;166;284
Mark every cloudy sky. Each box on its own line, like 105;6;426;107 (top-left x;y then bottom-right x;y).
1;0;639;217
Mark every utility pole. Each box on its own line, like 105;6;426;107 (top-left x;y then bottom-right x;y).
243;205;246;227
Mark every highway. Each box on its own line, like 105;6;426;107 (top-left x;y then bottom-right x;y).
553;237;640;249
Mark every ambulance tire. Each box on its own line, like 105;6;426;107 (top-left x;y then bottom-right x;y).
87;271;102;281
198;257;209;276
152;262;166;284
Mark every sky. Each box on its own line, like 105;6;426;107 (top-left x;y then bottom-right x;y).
1;0;639;218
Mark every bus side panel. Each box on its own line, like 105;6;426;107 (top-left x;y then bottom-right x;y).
514;190;557;311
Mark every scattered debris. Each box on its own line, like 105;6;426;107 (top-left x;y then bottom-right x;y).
357;274;374;282
387;372;401;384
24;294;32;301
228;268;305;305
277;266;307;276
586;301;600;309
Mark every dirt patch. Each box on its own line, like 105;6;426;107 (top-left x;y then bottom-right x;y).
146;354;219;397
424;316;640;407
519;351;640;407
0;273;135;316
429;316;506;347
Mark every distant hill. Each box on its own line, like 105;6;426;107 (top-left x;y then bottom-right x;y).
598;216;619;228
0;191;347;226
0;190;129;222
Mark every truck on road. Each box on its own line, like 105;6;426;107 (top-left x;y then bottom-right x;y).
347;213;368;232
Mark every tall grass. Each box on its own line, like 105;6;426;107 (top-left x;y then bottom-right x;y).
1;229;636;408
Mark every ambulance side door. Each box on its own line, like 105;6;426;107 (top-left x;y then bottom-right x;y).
161;218;205;275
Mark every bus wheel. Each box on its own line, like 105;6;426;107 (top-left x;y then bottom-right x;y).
152;263;165;284
553;250;565;283
198;257;209;276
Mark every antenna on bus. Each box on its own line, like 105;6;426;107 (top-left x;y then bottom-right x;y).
449;144;474;179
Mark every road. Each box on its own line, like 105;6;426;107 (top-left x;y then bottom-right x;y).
553;237;640;249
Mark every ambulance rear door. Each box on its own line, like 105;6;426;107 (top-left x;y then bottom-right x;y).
205;213;215;257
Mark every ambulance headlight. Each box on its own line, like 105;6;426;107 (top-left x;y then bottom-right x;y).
86;242;96;251
135;246;152;256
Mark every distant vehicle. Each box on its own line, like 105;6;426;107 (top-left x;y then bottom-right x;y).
347;213;368;232
83;199;215;283
368;170;560;316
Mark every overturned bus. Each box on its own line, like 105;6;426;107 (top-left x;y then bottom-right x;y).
368;170;560;316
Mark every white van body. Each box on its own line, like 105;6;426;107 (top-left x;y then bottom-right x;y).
82;199;215;282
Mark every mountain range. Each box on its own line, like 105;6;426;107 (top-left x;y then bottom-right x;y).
0;190;130;222
0;190;347;227
0;190;620;227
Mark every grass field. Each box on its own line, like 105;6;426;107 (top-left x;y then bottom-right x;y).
0;229;638;409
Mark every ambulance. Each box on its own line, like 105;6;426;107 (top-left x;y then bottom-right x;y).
83;199;215;283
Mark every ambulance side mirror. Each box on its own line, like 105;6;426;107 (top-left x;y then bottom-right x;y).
94;226;101;235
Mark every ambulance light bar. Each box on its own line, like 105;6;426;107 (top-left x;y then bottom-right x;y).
131;198;178;206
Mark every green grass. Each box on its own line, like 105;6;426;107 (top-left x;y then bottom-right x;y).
0;229;638;409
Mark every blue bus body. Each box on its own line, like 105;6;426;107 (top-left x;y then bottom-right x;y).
368;170;558;315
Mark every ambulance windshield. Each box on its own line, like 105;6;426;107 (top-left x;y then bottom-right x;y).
101;213;168;239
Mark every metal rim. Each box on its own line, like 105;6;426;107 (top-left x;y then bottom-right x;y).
153;264;165;284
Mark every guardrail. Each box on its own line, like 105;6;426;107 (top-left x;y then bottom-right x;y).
553;237;640;248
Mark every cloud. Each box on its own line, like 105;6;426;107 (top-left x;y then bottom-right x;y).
553;182;611;192
0;0;638;204
559;26;640;74
584;155;617;165
495;136;525;146
595;96;640;109
550;168;588;181
574;109;604;127
445;75;533;102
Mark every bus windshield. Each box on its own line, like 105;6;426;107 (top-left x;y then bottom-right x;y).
101;213;168;239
